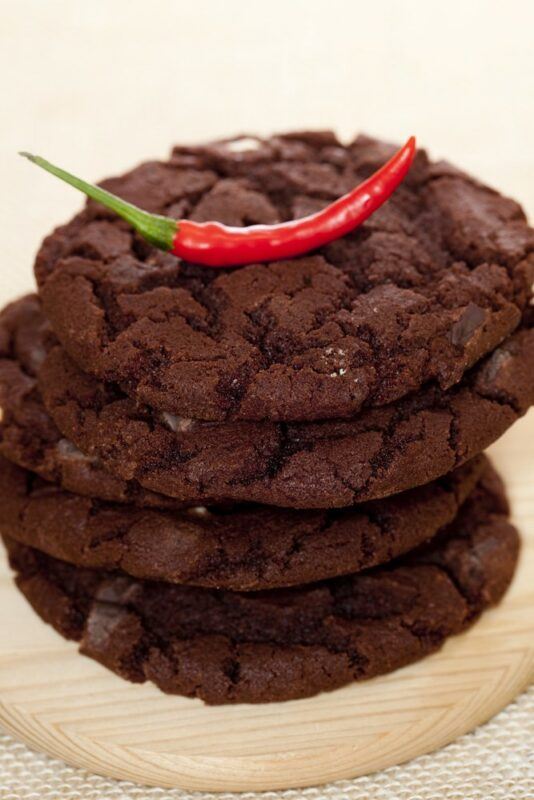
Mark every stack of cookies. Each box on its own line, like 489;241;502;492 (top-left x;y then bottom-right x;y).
1;132;533;704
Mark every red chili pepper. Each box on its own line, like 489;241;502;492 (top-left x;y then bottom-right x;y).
20;136;416;268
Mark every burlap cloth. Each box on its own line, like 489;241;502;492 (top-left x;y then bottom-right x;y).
1;686;531;799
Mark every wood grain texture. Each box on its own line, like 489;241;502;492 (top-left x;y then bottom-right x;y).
0;413;532;792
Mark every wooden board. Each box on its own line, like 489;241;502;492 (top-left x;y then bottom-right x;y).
0;413;532;793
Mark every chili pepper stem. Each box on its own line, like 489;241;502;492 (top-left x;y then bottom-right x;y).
19;152;176;251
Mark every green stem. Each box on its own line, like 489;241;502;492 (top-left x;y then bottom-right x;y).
19;152;176;251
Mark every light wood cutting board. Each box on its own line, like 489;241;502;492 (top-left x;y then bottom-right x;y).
0;412;532;792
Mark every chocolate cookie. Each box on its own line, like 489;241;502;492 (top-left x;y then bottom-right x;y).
3;470;519;704
0;295;182;508
40;319;534;508
0;454;486;590
35;132;534;422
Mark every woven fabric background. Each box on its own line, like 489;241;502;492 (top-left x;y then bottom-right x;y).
1;687;532;799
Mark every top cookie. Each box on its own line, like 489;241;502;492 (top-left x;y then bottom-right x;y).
35;132;534;422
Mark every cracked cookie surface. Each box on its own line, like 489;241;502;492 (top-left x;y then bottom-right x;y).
0;454;486;591
35;132;534;422
0;295;183;508
3;468;519;703
40;313;534;508
4;296;533;509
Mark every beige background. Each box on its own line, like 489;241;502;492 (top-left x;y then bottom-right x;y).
2;0;534;305
0;0;533;797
